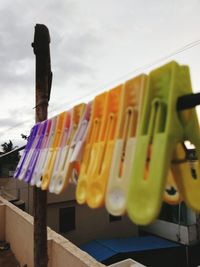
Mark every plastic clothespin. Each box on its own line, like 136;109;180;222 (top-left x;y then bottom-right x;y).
64;102;92;185
14;124;39;179
76;92;108;204
105;75;147;216
164;92;200;206
34;116;57;188
127;61;200;225
17;123;41;181
48;111;71;193
41;112;67;190
86;85;122;208
30;119;52;186
24;120;48;183
51;103;86;194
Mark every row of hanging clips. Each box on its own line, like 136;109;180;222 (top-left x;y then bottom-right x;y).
14;61;200;225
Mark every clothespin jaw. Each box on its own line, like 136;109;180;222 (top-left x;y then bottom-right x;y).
14;124;39;179
34;116;57;188
41;111;67;190
105;75;147;216
52;103;86;194
76;92;108;204
127;61;200;225
24;120;48;183
17;123;41;181
86;85;122;209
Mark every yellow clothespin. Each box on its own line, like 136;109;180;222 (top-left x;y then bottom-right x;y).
41;112;67;190
76;92;109;204
52;103;86;194
85;85;122;208
105;75;147;216
171;142;200;212
127;61;200;225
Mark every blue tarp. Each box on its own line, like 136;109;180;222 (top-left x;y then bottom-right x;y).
80;235;180;262
80;240;116;262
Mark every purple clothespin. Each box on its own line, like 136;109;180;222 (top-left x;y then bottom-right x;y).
17;123;41;181
30;118;52;186
14;123;39;179
24;120;48;183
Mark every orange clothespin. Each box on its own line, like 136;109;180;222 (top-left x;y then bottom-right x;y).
86;85;122;208
76;92;109;204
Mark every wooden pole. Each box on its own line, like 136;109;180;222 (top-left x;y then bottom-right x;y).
32;24;52;267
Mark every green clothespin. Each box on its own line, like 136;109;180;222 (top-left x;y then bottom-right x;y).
127;61;200;225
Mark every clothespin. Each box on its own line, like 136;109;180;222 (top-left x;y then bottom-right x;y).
30;118;52;186
50;103;86;194
34;116;57;188
105;75;147;216
48;111;71;192
169;94;200;210
24;120;48;183
127;61;200;225
85;85;122;208
64;102;92;185
76;92;108;204
17;123;41;181
41;111;67;190
14;123;39;179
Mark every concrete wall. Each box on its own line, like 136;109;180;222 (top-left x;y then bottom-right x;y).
48;230;103;267
5;203;34;267
0;202;5;240
0;196;104;267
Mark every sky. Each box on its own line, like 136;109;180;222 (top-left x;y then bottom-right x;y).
0;0;200;149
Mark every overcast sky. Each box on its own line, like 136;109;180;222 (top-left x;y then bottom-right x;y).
0;0;200;148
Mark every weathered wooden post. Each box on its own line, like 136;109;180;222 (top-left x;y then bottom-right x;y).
32;24;52;267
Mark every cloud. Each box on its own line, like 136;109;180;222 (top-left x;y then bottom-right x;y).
0;0;102;141
0;0;200;145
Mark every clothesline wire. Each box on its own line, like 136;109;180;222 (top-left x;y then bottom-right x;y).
48;38;200;115
1;38;200;139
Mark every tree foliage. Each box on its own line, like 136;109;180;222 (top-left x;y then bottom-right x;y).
1;140;16;153
0;140;20;163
